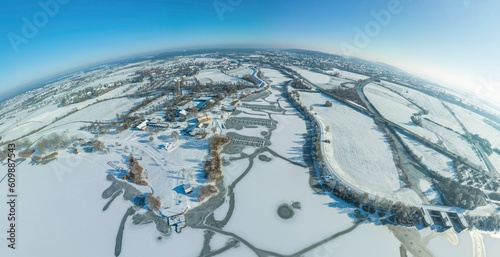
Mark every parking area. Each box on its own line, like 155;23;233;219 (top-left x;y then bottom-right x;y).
242;103;283;112
226;132;267;147
226;117;275;129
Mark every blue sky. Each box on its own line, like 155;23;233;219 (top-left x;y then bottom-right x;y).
1;0;499;99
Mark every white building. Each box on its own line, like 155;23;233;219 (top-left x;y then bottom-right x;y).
136;120;149;130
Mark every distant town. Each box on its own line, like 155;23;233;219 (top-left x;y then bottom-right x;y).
1;49;500;257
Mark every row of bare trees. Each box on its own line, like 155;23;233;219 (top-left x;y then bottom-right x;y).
203;135;230;182
124;154;148;186
197;184;218;202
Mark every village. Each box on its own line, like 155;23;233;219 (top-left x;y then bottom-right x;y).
1;50;500;257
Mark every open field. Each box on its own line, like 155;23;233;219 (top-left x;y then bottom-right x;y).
290;66;352;89
223;155;356;254
260;68;290;86
421;119;485;169
226;67;253;77
381;81;464;133
449;103;500;149
195;69;250;85
364;83;440;142
398;132;457;180
0;155;206;257
299;91;420;203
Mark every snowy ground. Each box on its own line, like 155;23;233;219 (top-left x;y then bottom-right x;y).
219;86;361;255
0;80;145;142
223;156;357;255
260;68;290;86
398;133;457;180
381;81;464;133
0;155;205;257
195;69;250;85
290;66;352;89
339;70;370;81
269;113;307;165
299;91;421;204
421;119;485;169
225;67;253;77
305;223;402;257
490;153;500;175
364;83;439;143
419;179;441;204
365;83;487;170
449;104;500;149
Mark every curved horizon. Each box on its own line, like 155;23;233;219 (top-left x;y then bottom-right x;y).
1;0;499;104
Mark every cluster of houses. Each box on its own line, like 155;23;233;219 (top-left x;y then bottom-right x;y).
136;95;238;139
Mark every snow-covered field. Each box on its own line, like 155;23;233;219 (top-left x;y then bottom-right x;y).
260;68;290;86
398;133;457;180
225;67;253;77
299;91;420;203
426;229;473;257
289;66;352;89
269;113;307;165
365;82;487;170
195;69;250;85
364;83;440;143
132;132;208;215
490;153;500;175
421;119;485;169
338;70;370;81
289;66;332;84
223;156;356;255
220;158;250;186
0;155;205;257
449;103;500;149
419;179;441;204
0;78;146;142
304;223;402;257
381;81;464;133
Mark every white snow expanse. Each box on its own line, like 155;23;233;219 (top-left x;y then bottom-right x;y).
225;67;253;77
364;83;440;143
381;81;464;133
223;157;356;254
0;155;205;257
299;91;420;204
290;66;352;89
260;68;290;86
195;69;249;85
398;133;457;180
